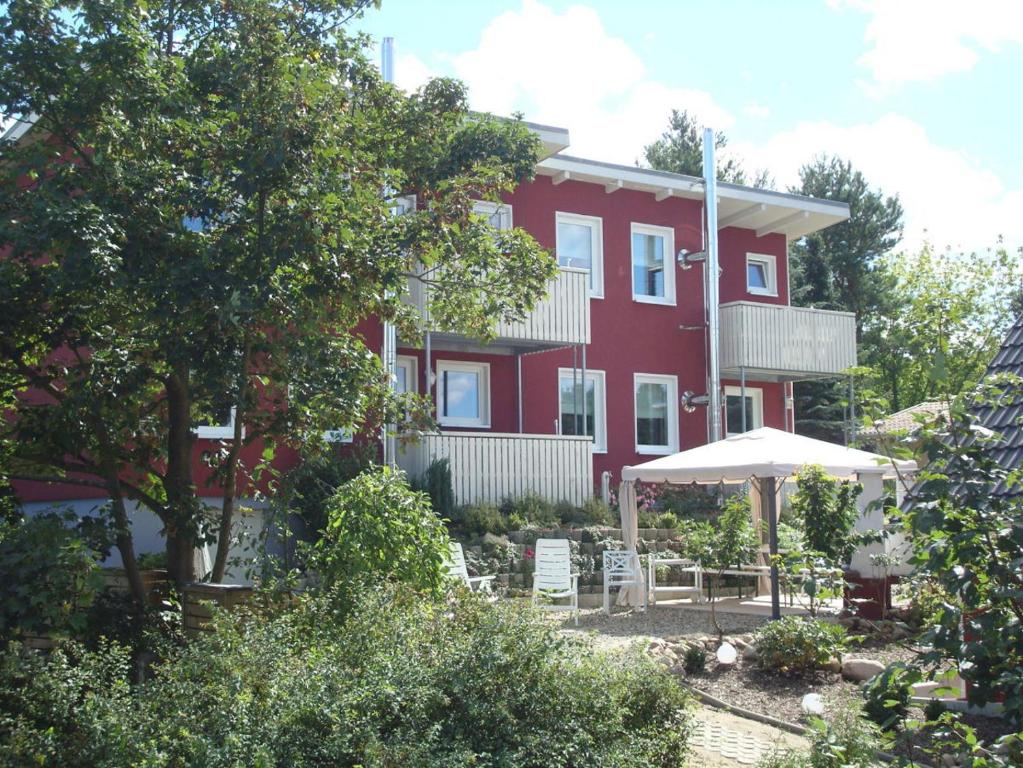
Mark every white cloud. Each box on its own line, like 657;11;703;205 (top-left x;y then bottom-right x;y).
732;113;1023;252
833;0;1023;89
447;0;733;164
742;102;771;119
394;52;435;93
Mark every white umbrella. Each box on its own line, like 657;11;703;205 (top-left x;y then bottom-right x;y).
615;479;645;606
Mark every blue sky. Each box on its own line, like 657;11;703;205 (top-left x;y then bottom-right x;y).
355;0;1023;254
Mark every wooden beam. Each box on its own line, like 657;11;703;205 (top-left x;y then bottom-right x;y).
756;210;809;238
718;203;766;229
655;188;674;202
552;170;570;186
604;179;623;194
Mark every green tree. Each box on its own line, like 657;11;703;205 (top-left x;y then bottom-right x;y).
789;464;862;565
866;243;1023;412
643;109;772;188
0;0;556;597
789;156;904;441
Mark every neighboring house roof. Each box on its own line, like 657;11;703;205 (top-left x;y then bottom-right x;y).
974;312;1023;499
859;401;949;439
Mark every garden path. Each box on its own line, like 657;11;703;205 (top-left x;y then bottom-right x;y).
687;706;807;767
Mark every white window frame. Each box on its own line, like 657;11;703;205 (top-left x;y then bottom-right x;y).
195;406;238;440
745;252;778;297
472;200;513;230
633;373;679;455
557;368;607;453
724;385;764;436
555;211;604;298
436;360;491;428
630;223;676;306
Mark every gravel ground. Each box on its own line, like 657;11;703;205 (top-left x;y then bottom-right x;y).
556;604;766;652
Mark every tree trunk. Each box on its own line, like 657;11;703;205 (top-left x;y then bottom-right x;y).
107;487;147;609
211;402;244;583
164;366;198;586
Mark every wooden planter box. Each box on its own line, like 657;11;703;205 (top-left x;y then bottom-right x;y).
182;583;255;636
102;568;171;606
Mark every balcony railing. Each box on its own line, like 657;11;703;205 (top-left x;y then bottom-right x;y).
397;431;593;506
404;267;590;351
719;301;857;381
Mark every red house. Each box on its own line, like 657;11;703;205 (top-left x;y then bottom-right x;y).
390;122;855;506
9;119;856;567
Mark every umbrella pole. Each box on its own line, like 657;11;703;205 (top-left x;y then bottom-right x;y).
763;476;781;620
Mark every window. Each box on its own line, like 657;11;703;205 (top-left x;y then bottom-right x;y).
436;360;490;428
325;356;417;443
556;212;604;298
558;369;607;453
472;200;513;230
724;386;764;435
195;405;237;440
746;253;778;296
634;374;679;454
631;223;675;305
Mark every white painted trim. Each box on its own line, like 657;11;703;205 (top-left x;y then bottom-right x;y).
633;373;679;455
472;199;513;230
557;368;607;453
436;360;491;428
195;406;238;440
745;252;778;297
724;385;764;435
396;354;418;394
555;211;604;299
630;223;676;306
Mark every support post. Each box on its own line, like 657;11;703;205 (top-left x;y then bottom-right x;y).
740;366;747;433
704;128;723;442
516;353;523;433
763;475;781;620
581;345;588;443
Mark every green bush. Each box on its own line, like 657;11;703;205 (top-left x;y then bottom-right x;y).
656;484;718;520
309;466;450;612
0;511;110;641
461;504;509;536
0;589;695;767
500;492;559;527
682;644;706;674
752;616;847;675
556;497;614;527
416;457;455;520
861;662;920;731
757;705;882;768
653;511;680;530
278;444;374;535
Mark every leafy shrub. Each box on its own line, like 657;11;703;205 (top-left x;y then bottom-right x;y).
500;492;559;527
790;464;862;565
753;616;847;675
923;698;947;722
0;511;110;641
0;589;695;767
309;467;450;612
580;497;614;526
805;705;883;768
656;483;718;520
861;662;920;731
461;504;509;536
278;444;375;535
416;457;455;520
683;644;706;674
653;511;680;530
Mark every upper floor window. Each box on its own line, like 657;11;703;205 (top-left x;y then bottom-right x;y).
195;405;237;440
472;200;513;230
556;212;604;298
631;223;676;305
746;253;778;297
558;368;607;453
634;373;679;454
436;360;490;428
724;385;764;435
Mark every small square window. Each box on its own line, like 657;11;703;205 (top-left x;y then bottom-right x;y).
472;200;513;230
556;212;604;298
195;405;237;440
746;253;777;296
631;223;676;305
436;360;490;428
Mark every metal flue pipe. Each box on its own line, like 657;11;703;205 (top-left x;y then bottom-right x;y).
703;128;723;442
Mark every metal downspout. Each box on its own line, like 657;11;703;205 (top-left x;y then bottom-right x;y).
381;37;398;466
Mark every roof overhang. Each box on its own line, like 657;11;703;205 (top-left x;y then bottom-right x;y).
536;154;850;239
523;120;570;160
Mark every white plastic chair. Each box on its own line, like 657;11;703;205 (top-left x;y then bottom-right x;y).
603;550;647;615
531;538;579;625
446;542;496;595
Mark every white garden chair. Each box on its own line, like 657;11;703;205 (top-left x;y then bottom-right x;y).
446;542;496;595
531;538;579;625
602;549;647;615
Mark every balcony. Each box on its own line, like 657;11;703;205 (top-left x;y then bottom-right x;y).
403;267;591;353
719;301;857;382
397;431;593;506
